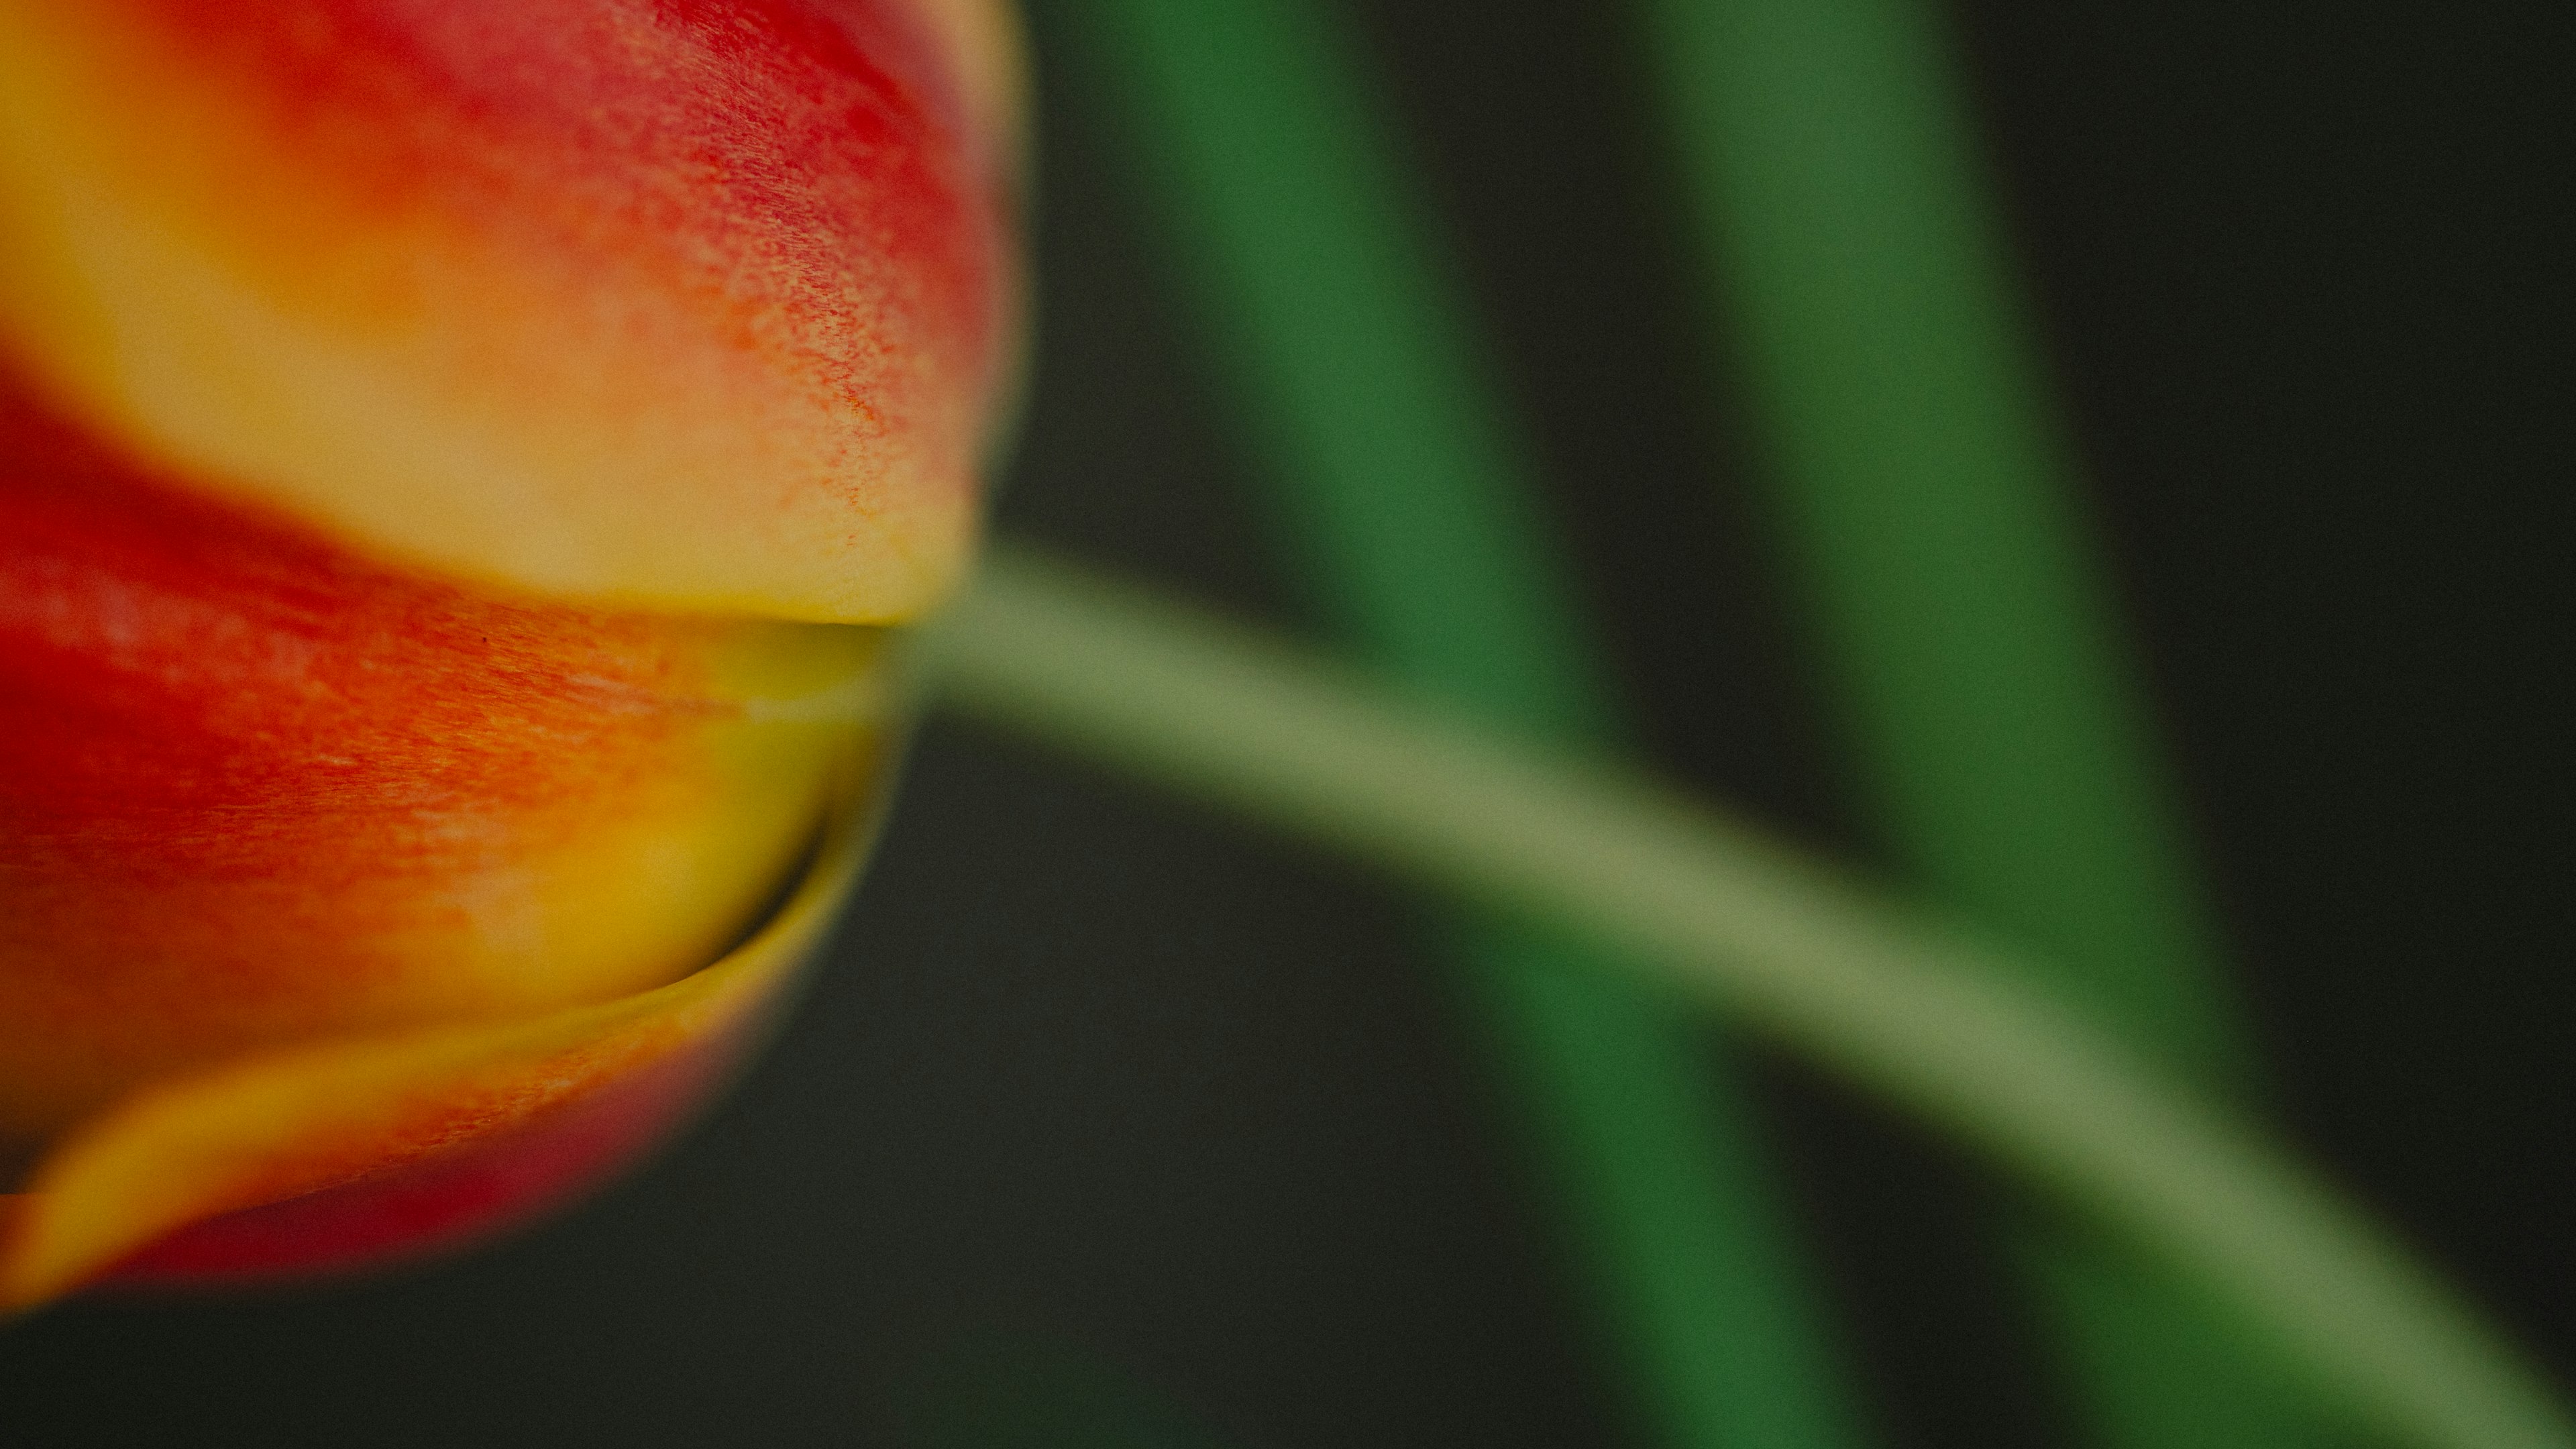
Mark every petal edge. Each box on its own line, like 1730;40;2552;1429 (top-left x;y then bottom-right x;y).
0;743;887;1311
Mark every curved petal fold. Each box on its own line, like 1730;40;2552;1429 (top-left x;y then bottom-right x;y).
0;376;887;1140
0;756;879;1309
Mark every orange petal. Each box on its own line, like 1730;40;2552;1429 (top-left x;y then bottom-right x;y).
0;0;1023;622
0;373;884;1139
0;759;883;1310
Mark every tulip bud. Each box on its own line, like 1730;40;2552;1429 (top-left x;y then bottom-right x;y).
0;0;1021;1309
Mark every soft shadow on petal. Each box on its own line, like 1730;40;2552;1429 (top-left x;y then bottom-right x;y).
0;747;888;1312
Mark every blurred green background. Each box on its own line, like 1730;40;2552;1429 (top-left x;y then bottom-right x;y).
1;1;2563;1446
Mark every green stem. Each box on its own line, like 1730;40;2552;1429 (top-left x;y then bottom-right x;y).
1044;2;1868;1444
1635;0;2294;1440
928;545;2575;1449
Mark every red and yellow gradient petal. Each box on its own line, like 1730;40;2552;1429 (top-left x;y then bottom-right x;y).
0;769;877;1309
0;373;885;1144
0;0;1022;623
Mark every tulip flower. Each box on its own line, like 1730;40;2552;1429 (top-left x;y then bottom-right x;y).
0;0;1022;1309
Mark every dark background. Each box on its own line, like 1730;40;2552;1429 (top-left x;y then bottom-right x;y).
2;2;2564;1445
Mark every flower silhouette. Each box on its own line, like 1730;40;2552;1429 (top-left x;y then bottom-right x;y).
0;0;1021;1308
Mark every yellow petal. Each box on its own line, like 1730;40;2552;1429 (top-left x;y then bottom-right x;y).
0;745;887;1311
0;394;890;1138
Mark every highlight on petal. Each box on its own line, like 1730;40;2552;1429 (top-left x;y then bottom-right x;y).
0;764;880;1309
0;0;1024;623
0;0;1023;1311
0;373;884;1144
